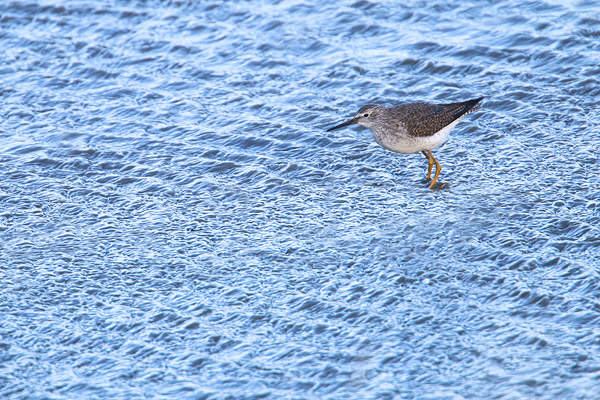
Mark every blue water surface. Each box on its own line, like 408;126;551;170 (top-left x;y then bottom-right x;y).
1;1;600;399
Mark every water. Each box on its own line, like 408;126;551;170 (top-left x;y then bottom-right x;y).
1;1;599;399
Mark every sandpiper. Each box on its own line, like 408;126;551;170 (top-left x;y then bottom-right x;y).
327;97;483;189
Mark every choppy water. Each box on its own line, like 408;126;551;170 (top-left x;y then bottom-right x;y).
1;1;600;399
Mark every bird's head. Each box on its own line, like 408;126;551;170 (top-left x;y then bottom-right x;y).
326;105;383;132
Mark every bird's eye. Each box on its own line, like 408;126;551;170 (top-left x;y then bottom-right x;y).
363;113;369;117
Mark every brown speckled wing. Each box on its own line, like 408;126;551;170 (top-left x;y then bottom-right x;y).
392;97;483;137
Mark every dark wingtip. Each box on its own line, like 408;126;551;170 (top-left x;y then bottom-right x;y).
465;97;484;114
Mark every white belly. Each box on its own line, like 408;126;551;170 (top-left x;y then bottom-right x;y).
373;117;463;154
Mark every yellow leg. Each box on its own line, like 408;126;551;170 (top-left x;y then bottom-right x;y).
421;150;433;181
427;150;442;189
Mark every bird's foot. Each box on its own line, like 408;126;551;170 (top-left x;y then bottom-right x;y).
428;181;450;190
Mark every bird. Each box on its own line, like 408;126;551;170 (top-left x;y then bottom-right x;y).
326;97;483;189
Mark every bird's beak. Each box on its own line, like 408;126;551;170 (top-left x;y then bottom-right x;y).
326;117;358;132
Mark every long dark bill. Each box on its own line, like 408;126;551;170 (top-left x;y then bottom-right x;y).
326;118;358;132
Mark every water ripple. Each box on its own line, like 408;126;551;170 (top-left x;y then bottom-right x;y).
1;0;600;399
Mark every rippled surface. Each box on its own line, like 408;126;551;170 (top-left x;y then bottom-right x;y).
2;1;600;399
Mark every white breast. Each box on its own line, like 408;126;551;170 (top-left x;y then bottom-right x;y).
373;116;464;154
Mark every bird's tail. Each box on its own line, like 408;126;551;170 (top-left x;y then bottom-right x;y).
464;97;484;114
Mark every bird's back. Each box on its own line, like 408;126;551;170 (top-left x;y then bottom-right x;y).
390;97;483;138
